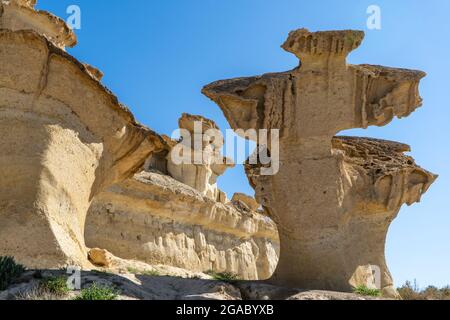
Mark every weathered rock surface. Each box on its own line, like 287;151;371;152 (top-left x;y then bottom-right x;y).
0;1;165;268
86;170;279;280
0;2;438;301
167;113;234;202
88;248;114;268
0;260;386;300
0;0;76;49
232;193;260;212
203;28;437;297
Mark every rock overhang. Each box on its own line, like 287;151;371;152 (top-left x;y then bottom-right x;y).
0;0;77;49
0;29;167;183
333;136;438;201
281;28;365;59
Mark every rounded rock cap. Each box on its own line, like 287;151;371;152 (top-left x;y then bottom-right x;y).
282;28;365;60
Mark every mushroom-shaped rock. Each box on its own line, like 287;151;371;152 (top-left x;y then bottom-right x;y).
0;5;165;268
203;28;437;297
166;113;234;201
203;30;425;140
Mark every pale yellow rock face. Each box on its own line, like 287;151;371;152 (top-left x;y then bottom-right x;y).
86;171;279;280
203;29;437;297
0;0;76;49
232;193;260;212
0;3;165;268
0;1;438;299
166;113;234;202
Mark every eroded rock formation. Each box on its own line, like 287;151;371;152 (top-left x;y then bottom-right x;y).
86;170;279;280
167;113;234;202
232;193;260;212
203;29;437;297
0;0;76;49
0;1;165;268
0;1;438;298
86;114;278;280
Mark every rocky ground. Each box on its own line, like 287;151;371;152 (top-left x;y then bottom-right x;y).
0;253;385;301
0;271;386;301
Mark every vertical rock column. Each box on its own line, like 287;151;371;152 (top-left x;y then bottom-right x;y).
167;113;234;202
0;1;165;268
203;29;437;297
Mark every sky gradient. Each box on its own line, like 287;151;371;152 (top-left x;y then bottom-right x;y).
37;0;449;288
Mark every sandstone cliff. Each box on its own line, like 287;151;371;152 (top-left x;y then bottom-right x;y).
0;0;165;268
84;114;278;280
86;170;279;280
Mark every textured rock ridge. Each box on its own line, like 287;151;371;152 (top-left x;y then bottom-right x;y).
0;0;76;49
0;1;165;268
86;171;279;280
203;28;437;297
203;30;425;140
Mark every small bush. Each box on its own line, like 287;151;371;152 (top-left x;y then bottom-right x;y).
40;276;70;296
0;256;25;290
206;270;239;282
74;283;118;300
353;285;381;297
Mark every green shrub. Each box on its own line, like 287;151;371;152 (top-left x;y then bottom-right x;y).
205;270;239;282
0;256;25;290
353;285;382;297
74;283;118;300
40;276;70;296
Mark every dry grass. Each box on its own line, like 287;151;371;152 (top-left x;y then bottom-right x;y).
14;285;68;301
398;281;450;300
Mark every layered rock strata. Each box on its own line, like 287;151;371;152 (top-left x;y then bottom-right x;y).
0;1;165;268
0;0;76;49
203;29;437;296
86;171;279;280
86;114;278;279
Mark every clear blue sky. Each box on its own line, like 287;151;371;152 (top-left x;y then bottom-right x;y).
38;0;449;288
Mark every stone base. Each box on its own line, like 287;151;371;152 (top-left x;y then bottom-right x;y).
0;109;101;268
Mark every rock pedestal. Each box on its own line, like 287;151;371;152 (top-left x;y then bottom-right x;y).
0;1;164;268
203;29;437;297
167;113;234;202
